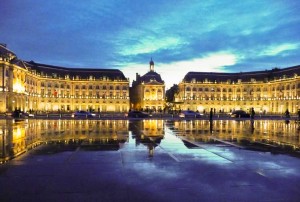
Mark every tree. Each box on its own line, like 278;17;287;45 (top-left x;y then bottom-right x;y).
166;84;179;102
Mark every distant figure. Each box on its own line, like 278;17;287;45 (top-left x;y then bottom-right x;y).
250;107;255;119
285;109;290;118
209;108;213;121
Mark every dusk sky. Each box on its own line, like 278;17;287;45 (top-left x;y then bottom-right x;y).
1;0;300;88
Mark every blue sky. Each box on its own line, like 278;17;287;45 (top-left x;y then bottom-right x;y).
1;0;300;88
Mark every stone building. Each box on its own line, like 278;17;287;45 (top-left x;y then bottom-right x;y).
177;67;300;114
0;44;130;113
130;59;165;112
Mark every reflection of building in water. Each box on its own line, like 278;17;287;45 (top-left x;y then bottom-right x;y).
0;120;42;163
172;120;300;150
129;120;165;157
37;120;129;143
142;120;164;137
0;120;129;163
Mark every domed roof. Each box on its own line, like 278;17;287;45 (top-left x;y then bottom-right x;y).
140;71;163;83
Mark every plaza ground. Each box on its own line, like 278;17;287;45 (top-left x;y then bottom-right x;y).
0;119;300;202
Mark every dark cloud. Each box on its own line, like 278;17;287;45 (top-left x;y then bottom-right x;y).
1;0;300;86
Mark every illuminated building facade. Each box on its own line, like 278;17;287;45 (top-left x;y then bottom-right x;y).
176;67;300;114
130;59;165;111
0;44;130;113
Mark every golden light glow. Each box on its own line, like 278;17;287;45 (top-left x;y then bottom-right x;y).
13;80;25;93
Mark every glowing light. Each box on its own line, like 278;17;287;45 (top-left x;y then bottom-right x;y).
13;81;25;93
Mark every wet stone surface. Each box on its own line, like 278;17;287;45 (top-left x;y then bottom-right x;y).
0;119;300;201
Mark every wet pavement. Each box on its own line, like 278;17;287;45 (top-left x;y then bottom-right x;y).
0;119;300;201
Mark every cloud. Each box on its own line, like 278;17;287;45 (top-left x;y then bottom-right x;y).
1;0;300;87
260;43;300;56
119;36;185;56
121;52;238;89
